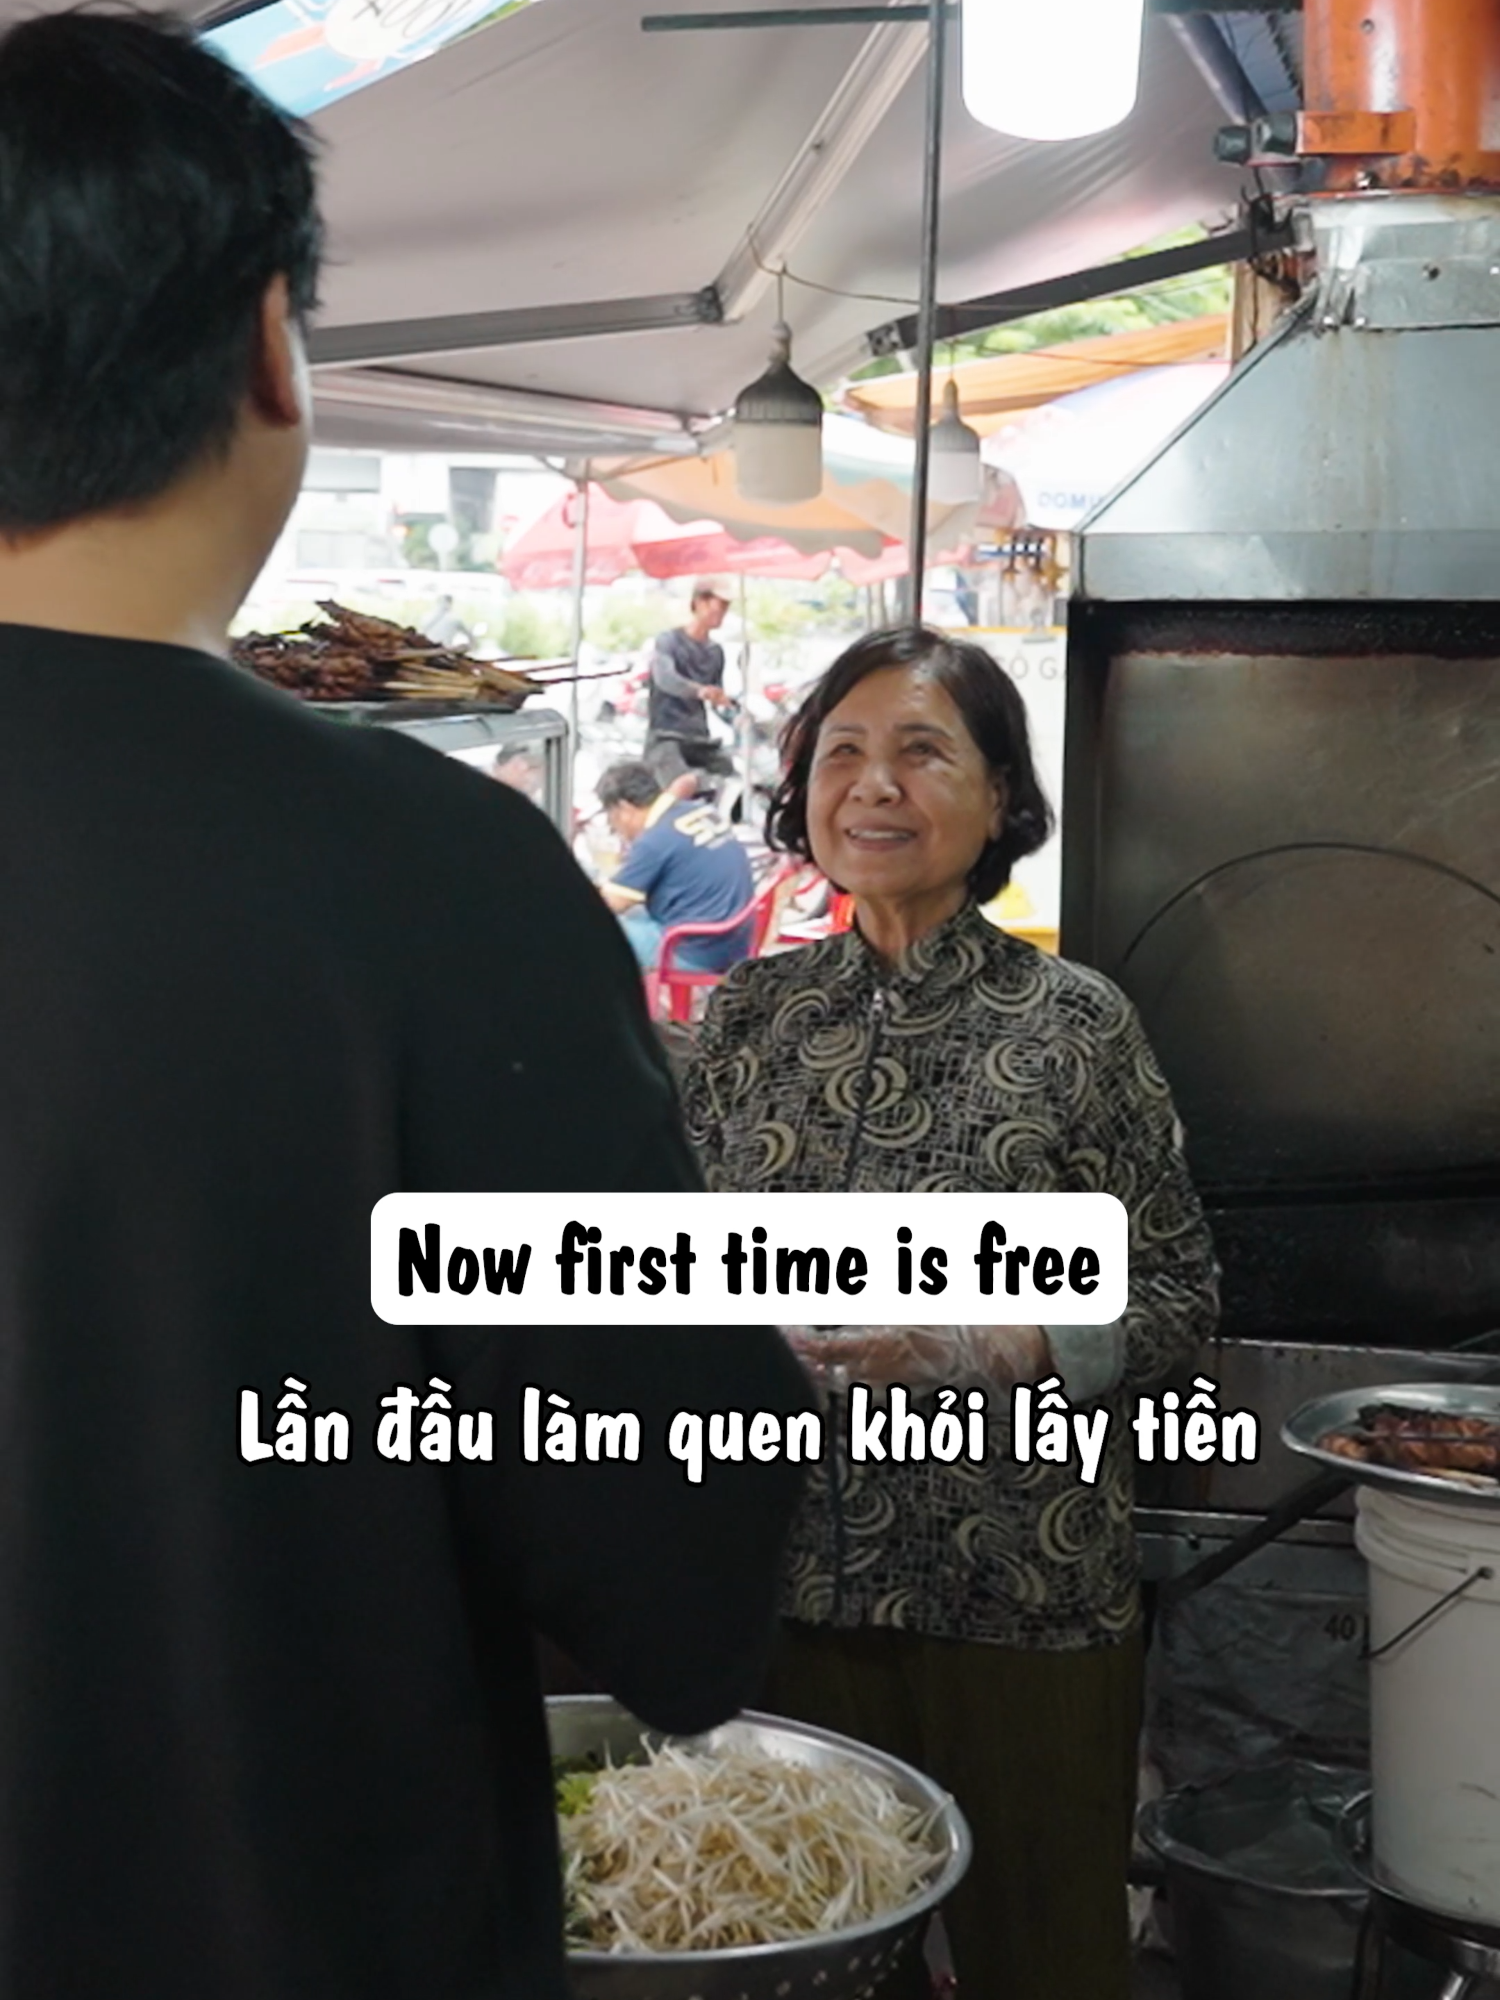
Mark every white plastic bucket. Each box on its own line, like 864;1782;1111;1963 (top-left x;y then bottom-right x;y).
1355;1486;1500;1924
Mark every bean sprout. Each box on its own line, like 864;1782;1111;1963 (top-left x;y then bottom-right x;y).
560;1741;941;1952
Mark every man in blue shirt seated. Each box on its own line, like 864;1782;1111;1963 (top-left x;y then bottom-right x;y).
597;760;755;973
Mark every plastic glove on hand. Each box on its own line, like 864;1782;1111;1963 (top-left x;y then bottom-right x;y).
784;1325;1049;1392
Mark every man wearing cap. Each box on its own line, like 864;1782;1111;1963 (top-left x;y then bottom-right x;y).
645;578;736;789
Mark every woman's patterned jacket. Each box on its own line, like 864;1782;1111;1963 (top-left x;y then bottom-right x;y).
679;900;1221;1651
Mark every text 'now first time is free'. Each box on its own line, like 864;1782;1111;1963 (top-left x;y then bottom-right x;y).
370;1191;1129;1327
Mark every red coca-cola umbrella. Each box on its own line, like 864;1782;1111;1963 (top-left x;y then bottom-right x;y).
501;485;642;589
500;483;892;589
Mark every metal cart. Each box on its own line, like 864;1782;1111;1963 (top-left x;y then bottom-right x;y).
314;699;573;838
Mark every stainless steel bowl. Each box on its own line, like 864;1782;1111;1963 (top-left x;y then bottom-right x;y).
548;1695;971;2000
1283;1382;1500;1511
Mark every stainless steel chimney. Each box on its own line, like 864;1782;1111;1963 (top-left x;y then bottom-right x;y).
1079;193;1500;604
1063;190;1500;1344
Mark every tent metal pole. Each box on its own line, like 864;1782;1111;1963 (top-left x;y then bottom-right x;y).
567;466;592;752
640;2;1299;23
905;0;947;624
713;15;928;324
308;291;721;366
867;202;1295;352
736;574;754;816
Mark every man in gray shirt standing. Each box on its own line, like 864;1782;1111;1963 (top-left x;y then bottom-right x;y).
646;577;736;788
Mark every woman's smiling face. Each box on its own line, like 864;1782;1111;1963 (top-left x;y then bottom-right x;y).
805;664;1005;923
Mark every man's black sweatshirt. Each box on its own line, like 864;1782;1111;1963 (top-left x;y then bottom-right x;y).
0;623;811;1999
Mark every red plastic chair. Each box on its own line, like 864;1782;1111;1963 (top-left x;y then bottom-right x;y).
644;864;800;1024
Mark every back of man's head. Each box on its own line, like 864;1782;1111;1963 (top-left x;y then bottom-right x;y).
0;6;322;536
597;761;662;812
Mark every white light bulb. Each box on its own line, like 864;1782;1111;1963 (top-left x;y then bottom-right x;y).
928;379;983;505
961;0;1145;141
732;322;825;505
734;423;824;504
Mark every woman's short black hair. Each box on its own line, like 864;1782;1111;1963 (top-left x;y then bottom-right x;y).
767;625;1055;904
0;6;322;534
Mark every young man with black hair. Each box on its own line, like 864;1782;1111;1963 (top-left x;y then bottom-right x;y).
0;14;810;1998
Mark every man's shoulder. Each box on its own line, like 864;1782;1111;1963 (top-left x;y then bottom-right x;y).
656;627;720;668
635;799;692;850
638;803;709;867
109;637;566;876
658;802;750;864
221;654;547;829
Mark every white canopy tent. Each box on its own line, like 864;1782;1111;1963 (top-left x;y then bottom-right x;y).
4;0;1250;455
298;1;1245;454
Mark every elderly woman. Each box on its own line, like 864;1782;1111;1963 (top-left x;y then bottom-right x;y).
679;627;1218;2000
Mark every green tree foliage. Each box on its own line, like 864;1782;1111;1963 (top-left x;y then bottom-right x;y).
492;596;572;659
850;228;1232;380
581;578;867;670
586;591;676;657
736;577;865;672
398;519;440;569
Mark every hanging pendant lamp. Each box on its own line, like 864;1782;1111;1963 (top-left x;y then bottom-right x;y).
733;319;824;505
928;378;983;505
960;0;1145;141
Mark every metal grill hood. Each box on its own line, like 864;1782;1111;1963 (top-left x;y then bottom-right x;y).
1077;194;1500;604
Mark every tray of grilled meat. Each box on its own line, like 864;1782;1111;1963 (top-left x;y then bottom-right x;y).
1284;1383;1500;1507
231;601;544;707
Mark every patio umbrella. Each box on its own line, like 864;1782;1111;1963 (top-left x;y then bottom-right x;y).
842;315;1231;434
599;415;1018;568
501;482;896;588
982;360;1229;529
501;486;673;589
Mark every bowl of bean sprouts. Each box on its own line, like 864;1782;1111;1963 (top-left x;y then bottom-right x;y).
549;1695;971;2000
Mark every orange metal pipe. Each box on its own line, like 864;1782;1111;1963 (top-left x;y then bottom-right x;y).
1302;0;1500;189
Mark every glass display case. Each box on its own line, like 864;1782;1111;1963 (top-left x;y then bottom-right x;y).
315;701;572;837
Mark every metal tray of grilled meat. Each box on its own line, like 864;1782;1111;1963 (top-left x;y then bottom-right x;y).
1284;1382;1500;1510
